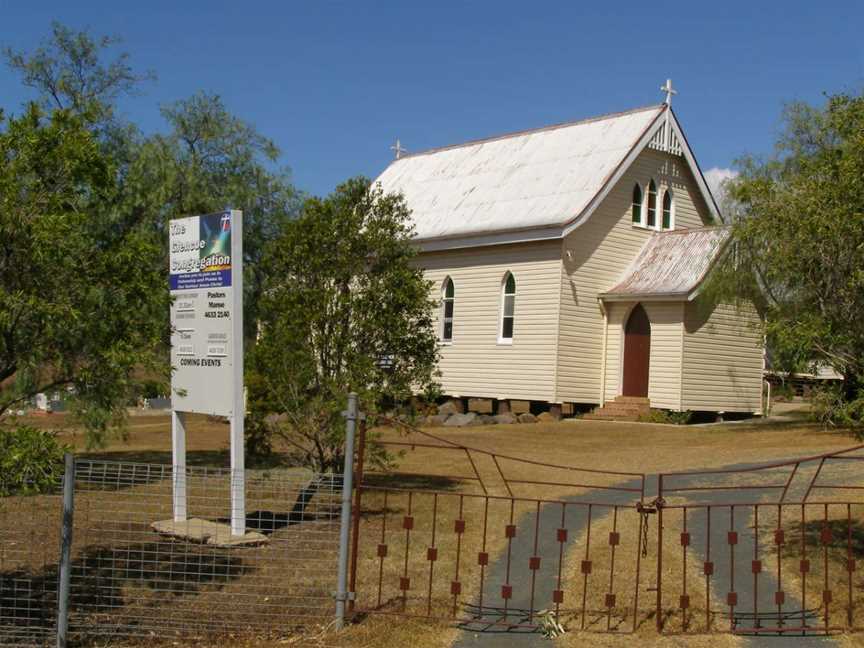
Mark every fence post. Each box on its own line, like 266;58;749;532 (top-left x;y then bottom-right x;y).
335;393;358;630
56;453;75;648
347;418;367;614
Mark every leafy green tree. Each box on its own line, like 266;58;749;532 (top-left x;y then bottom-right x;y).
4;21;154;136
0;105;167;444
248;178;440;472
709;91;864;427
0;425;69;495
6;25;300;344
122;92;300;340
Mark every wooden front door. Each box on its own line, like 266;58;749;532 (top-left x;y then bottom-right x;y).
622;304;651;397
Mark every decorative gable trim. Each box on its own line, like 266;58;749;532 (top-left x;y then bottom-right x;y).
646;121;683;156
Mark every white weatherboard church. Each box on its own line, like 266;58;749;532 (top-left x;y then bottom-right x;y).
374;83;764;418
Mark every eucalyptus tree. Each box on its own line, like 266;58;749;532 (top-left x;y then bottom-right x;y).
709;91;864;428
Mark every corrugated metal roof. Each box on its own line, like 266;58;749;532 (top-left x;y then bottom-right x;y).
374;105;664;242
602;227;729;299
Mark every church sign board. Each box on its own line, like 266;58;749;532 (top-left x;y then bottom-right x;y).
169;211;241;416
169;210;246;536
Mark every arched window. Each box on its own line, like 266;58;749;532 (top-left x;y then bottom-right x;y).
441;277;455;342
646;180;657;228
631;184;643;225
500;272;516;342
662;189;673;230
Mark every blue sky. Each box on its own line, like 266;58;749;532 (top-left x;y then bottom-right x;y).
2;1;863;197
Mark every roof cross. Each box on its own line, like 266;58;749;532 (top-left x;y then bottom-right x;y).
390;138;407;160
660;78;677;106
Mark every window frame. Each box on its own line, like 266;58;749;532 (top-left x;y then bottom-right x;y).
646;179;658;229
631;183;644;226
498;272;516;345
440;276;455;344
661;188;674;230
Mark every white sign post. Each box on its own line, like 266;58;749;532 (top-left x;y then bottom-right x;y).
169;210;245;536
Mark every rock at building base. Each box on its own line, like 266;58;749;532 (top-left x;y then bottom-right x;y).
492;413;518;425
537;411;561;423
517;413;538;424
444;412;481;427
424;413;450;427
438;400;464;416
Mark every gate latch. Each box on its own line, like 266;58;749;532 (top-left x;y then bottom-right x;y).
636;498;665;557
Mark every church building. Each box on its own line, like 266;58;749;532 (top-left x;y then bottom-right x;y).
374;84;765;418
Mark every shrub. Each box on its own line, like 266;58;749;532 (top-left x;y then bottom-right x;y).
772;381;797;402
0;425;69;496
638;409;693;425
811;385;864;433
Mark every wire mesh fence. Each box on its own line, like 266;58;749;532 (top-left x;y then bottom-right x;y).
0;474;63;647
0;459;344;645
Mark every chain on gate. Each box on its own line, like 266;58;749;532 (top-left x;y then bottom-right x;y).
636;498;664;556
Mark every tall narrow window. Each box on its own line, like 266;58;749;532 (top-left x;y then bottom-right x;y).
631;184;643;224
662;190;673;229
441;277;455;342
500;273;516;342
646;180;657;228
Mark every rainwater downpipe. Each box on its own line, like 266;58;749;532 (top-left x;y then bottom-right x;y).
599;299;609;407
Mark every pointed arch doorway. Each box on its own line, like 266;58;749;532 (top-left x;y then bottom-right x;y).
622;303;651;397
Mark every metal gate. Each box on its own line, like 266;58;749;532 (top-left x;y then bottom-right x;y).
349;423;864;638
347;418;648;634
656;445;864;636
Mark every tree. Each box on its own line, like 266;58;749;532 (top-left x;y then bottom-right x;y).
0;105;167;445
708;91;864;427
121;92;300;340
248;178;440;472
4;22;154;131
6;26;300;344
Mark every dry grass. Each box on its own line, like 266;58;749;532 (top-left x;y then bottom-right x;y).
7;411;864;646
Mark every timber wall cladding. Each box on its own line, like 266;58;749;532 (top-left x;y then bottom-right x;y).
682;300;764;412
557;147;712;404
420;240;561;402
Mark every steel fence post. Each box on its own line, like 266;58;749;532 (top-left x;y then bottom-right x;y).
335;393;358;630
56;453;75;648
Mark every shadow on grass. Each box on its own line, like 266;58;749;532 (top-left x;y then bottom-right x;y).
362;473;462;492
226;508;339;534
763;518;864;561
0;541;246;636
75;449;293;469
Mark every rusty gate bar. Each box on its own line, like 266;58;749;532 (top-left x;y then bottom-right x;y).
705;506;712;630
681;507;688;631
554;503;566;619
452;495;465;617
848;503;854;627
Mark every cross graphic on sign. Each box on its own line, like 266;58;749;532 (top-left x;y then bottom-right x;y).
221;212;231;232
